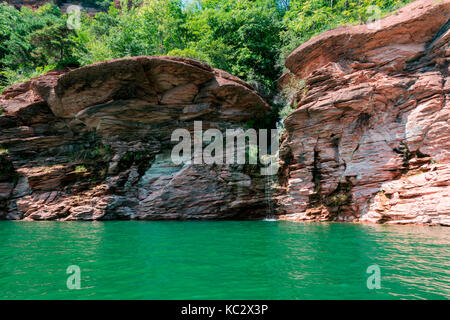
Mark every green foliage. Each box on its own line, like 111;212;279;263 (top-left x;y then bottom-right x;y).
278;103;295;123
183;0;283;93
0;3;77;90
166;48;211;64
0;64;56;93
1;0;414;123
71;0;187;65
328;194;349;207
69;142;113;161
118;150;154;175
280;0;413;62
74;165;88;173
282;76;305;100
276;75;305;123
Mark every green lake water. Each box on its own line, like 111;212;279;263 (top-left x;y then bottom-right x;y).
0;221;449;300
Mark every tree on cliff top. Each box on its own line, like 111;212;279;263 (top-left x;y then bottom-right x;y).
0;3;77;89
1;0;415;99
181;0;283;93
280;0;413;61
29;5;77;66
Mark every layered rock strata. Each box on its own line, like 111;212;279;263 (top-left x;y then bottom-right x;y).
2;0;449;225
277;0;450;226
0;56;270;220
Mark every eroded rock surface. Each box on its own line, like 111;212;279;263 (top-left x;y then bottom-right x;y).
277;0;450;226
0;56;270;220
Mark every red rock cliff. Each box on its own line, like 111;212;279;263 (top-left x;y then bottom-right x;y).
277;0;450;226
0;56;270;220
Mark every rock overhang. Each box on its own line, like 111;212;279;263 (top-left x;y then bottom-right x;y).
276;0;450;226
2;56;270;133
281;0;450;81
0;56;273;221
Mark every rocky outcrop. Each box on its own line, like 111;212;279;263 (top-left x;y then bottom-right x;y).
5;1;105;15
277;0;450;226
2;0;449;226
0;56;270;220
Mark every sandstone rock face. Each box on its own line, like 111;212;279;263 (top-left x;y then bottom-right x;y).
0;56;270;220
277;0;450;226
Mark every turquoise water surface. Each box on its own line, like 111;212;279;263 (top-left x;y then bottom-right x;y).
0;221;449;300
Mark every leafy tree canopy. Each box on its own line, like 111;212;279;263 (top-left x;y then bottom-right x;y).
0;0;413;109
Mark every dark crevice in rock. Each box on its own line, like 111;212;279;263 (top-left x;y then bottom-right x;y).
355;112;371;129
276;0;450;225
0;154;17;184
393;142;411;172
324;179;353;217
0;56;271;220
309;148;322;207
426;19;450;50
118;151;155;177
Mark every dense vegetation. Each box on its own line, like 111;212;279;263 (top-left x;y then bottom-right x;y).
54;0;112;9
0;0;413;113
